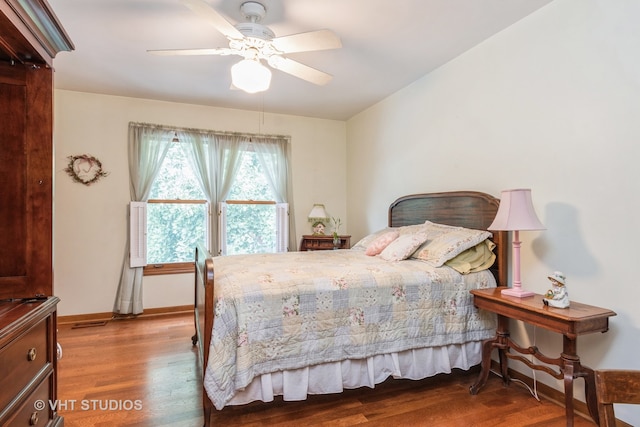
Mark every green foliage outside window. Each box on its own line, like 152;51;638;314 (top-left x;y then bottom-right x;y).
147;143;278;263
148;144;206;264
147;203;206;264
225;150;277;255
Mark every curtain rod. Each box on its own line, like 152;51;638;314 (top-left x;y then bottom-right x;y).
129;121;290;142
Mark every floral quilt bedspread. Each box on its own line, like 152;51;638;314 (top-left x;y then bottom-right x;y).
203;249;497;409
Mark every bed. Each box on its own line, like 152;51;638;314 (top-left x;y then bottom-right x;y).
193;191;508;425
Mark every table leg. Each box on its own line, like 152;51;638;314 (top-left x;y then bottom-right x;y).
562;334;600;425
498;338;510;386
561;334;602;426
470;315;510;394
563;360;575;427
469;335;497;394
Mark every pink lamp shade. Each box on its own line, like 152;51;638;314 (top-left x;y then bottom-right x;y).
489;189;545;231
489;189;545;298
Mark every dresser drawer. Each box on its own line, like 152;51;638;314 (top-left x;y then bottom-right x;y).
0;321;49;411
3;372;53;427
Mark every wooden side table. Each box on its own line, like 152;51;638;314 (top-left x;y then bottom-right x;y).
469;287;616;427
299;235;351;251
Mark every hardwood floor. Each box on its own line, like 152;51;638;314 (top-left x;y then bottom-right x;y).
57;312;596;427
58;312;202;426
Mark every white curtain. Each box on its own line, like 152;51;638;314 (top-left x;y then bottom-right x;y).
181;133;246;256
113;123;173;315
181;131;215;252
114;123;295;314
251;137;296;251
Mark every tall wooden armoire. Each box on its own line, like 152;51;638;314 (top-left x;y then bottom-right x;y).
0;1;73;425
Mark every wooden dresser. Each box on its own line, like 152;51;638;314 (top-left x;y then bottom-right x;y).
299;235;351;251
0;298;61;426
0;2;72;426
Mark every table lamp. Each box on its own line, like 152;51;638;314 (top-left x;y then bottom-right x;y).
489;189;545;297
308;204;329;235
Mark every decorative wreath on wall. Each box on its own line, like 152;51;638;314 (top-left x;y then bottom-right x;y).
64;154;109;186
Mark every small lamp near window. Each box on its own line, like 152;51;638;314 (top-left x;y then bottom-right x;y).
489;189;545;298
308;204;329;235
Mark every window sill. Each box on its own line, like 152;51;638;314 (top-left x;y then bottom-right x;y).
143;262;194;276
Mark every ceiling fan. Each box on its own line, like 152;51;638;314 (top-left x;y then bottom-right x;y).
148;0;342;93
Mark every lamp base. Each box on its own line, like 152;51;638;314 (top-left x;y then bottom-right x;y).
501;287;535;298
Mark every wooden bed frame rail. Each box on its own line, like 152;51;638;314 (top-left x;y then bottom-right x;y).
193;243;215;423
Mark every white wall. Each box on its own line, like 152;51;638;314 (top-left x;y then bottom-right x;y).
53;90;346;316
347;0;639;424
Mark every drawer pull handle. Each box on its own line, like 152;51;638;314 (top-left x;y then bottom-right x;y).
30;411;39;425
27;347;37;361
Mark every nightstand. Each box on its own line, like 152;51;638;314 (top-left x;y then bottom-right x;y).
299;235;351;251
468;287;616;427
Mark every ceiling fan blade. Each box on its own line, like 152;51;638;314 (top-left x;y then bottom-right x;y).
268;56;333;85
181;0;244;40
147;47;237;56
271;29;342;54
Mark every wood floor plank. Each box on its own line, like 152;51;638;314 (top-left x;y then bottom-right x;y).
57;312;595;427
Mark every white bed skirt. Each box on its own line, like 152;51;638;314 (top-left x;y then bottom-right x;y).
224;341;482;406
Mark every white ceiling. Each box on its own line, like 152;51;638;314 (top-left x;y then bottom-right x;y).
49;0;552;121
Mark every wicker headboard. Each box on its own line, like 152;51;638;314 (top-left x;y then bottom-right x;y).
388;191;508;287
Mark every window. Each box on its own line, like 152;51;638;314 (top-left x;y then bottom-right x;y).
219;148;288;255
144;143;208;275
136;136;290;275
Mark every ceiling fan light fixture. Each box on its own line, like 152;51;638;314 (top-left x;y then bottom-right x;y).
152;0;342;89
231;58;271;93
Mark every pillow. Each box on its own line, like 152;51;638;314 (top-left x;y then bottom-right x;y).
352;227;394;251
396;222;431;235
351;221;432;250
380;232;429;261
412;221;492;267
365;231;399;256
445;239;496;274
